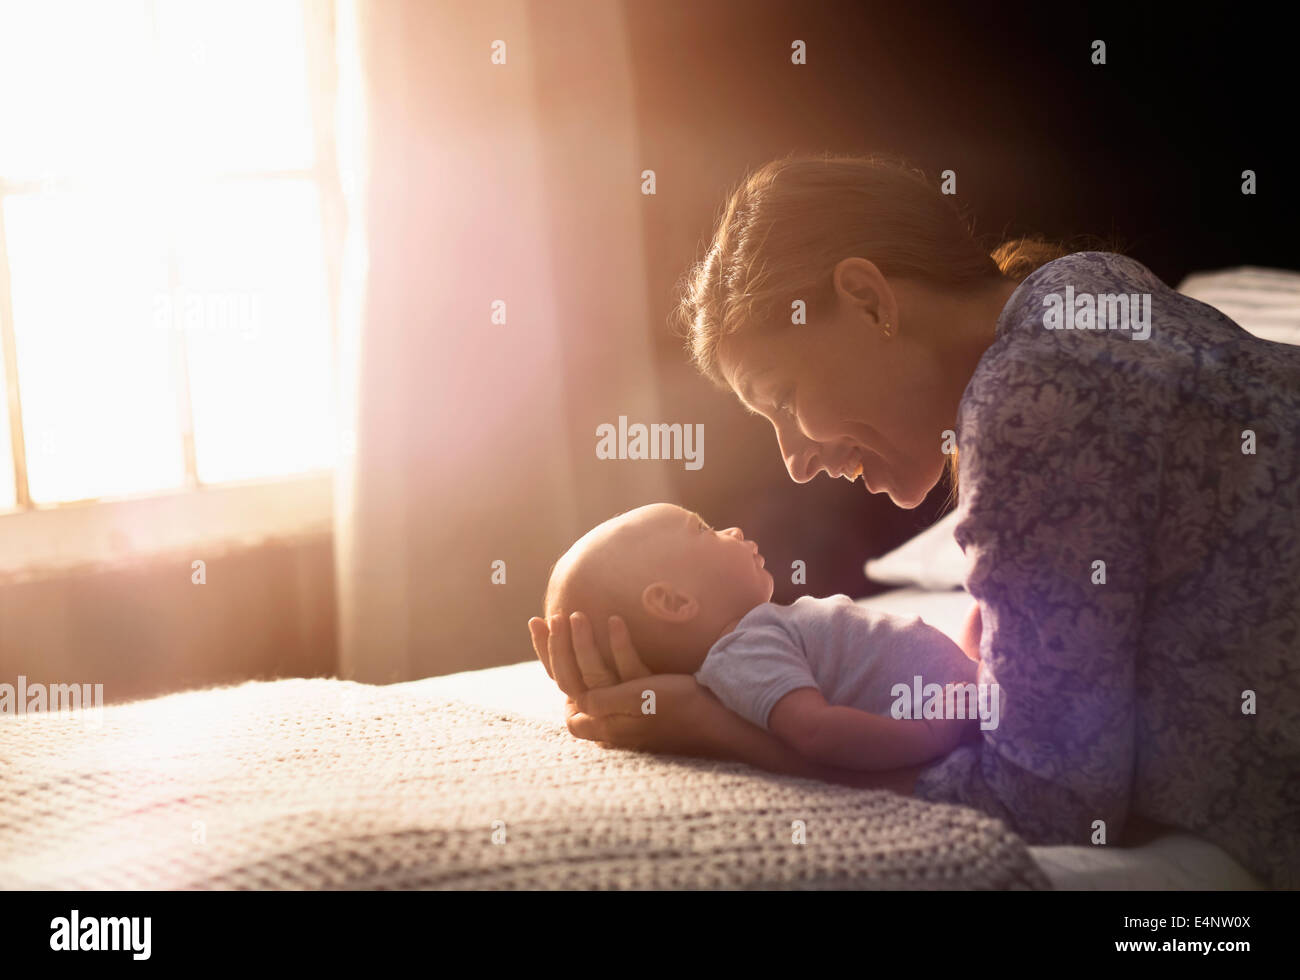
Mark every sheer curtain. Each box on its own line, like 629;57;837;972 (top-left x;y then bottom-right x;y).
332;0;671;683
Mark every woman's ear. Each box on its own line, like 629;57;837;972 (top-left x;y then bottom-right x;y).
641;581;699;623
833;256;892;327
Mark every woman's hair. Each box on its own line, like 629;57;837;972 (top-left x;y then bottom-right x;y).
671;151;1123;502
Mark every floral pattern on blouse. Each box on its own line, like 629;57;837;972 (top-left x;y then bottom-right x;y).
911;252;1300;889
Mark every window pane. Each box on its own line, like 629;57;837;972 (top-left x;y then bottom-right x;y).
0;0;313;180
153;0;315;173
175;180;335;484
0;0;157;179
4;192;184;503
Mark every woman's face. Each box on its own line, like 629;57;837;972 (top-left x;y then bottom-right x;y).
716;280;954;509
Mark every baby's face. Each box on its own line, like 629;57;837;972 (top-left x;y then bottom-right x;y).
607;502;774;620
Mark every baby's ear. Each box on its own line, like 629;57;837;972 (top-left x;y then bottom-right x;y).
641;582;699;623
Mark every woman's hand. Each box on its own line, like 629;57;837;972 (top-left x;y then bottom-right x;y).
527;610;714;756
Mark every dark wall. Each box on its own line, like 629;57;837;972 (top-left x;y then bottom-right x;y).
624;0;1293;601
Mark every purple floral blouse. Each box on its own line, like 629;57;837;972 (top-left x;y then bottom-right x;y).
911;252;1300;889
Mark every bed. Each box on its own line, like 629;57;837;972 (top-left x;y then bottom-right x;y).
2;666;1052;889
0;266;1285;891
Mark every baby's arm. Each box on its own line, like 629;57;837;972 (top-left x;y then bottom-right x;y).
768;687;976;770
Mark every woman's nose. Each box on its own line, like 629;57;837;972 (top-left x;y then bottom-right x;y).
775;422;820;483
785;453;819;483
779;438;820;483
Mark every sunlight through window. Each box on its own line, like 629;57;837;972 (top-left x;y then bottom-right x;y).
0;0;337;507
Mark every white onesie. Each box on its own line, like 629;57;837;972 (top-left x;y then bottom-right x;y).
695;594;977;730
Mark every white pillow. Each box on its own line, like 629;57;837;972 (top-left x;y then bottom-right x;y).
863;510;966;590
1177;266;1300;347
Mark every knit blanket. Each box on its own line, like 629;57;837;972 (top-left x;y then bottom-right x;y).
0;677;1050;889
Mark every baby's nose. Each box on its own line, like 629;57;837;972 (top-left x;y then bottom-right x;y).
722;526;744;540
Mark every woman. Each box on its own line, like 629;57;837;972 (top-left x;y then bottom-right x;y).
529;153;1300;889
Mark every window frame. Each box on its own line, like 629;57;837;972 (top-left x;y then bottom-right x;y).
0;0;346;573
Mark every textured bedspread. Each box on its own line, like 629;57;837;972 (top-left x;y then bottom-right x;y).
0;678;1049;889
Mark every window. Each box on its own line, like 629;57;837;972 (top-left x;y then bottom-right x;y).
0;0;343;568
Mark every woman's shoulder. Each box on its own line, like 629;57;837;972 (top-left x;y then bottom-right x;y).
996;251;1161;340
955;252;1173;487
977;249;1300;402
1020;250;1157;289
963;253;1142;405
968;250;1190;398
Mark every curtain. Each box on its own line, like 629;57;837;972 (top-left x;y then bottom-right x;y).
333;0;672;682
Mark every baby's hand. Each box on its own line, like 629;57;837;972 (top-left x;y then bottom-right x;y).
957;600;982;663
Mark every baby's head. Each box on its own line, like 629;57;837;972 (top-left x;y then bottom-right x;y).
544;503;774;674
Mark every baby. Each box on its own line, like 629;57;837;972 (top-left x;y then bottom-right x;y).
544;502;983;770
